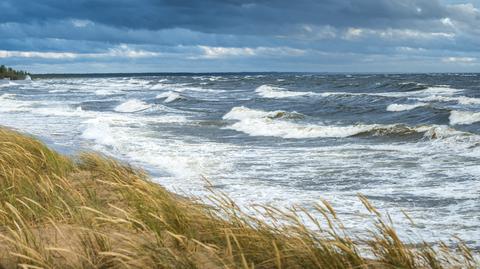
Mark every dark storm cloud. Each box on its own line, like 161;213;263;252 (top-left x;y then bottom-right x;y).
0;0;479;72
0;0;451;33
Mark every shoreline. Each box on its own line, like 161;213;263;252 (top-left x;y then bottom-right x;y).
0;126;477;268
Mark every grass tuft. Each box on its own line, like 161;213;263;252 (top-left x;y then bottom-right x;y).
0;127;477;268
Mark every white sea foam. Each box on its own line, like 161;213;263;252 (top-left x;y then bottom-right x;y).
223;107;480;144
387;103;427;112
455;96;480;105
224;106;283;120
0;93;16;99
0;80;18;88
95;89;118;95
31;105;95;118
0;94;35;112
223;106;382;139
255;85;314;98
156;91;184;103
321;86;463;99
81;118;116;146
48;89;70;93
150;83;169;90
418;95;480;105
422;86;462;95
449;111;480;125
114;99;152;113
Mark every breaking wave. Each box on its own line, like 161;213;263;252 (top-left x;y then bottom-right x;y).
449;111;480;125
255;85;315;98
81;118;116;146
320;86;464;99
114;99;152;113
223;106;479;143
418;95;480;105
156;91;184;103
387;103;427;112
0;81;18;88
0;94;35;112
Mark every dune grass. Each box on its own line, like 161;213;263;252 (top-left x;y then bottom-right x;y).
0;127;477;268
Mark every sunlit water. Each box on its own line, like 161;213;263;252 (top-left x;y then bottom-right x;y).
0;73;479;247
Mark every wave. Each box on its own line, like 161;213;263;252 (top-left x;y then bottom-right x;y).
81;118;116;146
48;89;70;93
223;106;304;121
226;118;376;139
449;111;480;125
321;86;463;99
150;83;169;90
223;107;480;143
114;99;152;113
354;124;467;140
255;85;314;98
95;89;118;96
31;105;97;118
422;86;462;95
0;94;35;112
156;91;184;103
387;103;427;112
223;107;387;139
0;93;17;99
151;82;225;94
0;81;18;88
417;95;480;105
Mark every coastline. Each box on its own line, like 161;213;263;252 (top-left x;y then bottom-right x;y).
0;126;477;268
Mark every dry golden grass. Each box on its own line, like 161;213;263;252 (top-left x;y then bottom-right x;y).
0;127;477;268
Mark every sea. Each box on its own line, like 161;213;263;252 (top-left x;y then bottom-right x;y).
0;73;479;248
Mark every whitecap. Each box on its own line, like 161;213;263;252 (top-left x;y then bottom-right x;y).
48;89;70;93
223;106;480;142
0;80;18;88
81;118;116;146
114;99;152;113
0;94;34;112
422;86;463;95
449;111;480;125
32;105;93;118
387;103;427;112
418;95;480;105
95;89;118;96
223;106;304;121
255;85;314;98
321;86;463;99
151;83;169;90
156;91;184;103
223;106;380;139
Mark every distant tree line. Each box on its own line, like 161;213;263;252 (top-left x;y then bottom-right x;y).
0;65;29;80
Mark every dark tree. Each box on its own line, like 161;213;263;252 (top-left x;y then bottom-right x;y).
0;65;29;80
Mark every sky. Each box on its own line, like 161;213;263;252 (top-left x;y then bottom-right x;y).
0;0;479;73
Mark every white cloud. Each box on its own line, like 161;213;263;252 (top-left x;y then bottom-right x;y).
106;44;162;58
441;17;454;27
395;46;426;53
0;50;77;59
70;19;94;28
196;46;305;59
442;57;477;63
342;28;455;41
344;28;364;40
0;45;162;59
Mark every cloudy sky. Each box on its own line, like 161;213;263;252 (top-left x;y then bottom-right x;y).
1;0;479;73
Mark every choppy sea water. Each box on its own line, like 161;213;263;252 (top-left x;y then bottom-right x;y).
0;73;479;247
